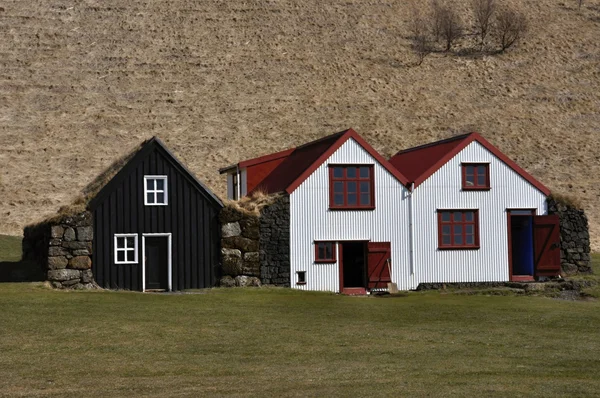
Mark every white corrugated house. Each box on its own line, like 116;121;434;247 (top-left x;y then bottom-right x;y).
221;129;561;293
389;133;559;286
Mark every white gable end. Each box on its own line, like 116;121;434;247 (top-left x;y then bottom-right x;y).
289;138;413;291
412;140;548;284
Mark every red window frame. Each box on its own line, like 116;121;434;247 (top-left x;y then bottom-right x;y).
437;210;480;249
462;163;490;190
315;241;336;263
329;165;375;210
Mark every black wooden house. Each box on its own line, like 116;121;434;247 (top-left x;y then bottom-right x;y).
88;137;223;291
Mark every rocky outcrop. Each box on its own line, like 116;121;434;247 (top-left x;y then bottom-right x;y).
547;197;591;275
23;211;98;289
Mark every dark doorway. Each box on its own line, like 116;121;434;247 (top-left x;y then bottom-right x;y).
341;241;366;289
145;236;169;291
508;210;535;281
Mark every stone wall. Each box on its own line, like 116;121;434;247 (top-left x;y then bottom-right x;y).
219;206;261;287
547;197;591;275
259;196;290;286
23;211;96;289
219;195;290;287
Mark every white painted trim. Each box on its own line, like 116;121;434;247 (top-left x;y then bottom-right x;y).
114;233;139;264
141;233;173;292
144;175;169;206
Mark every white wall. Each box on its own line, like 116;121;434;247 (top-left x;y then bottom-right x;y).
289;138;413;292
412;141;547;284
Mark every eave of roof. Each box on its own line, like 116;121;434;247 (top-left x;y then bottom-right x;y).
89;137;223;209
390;132;551;196
227;129;410;196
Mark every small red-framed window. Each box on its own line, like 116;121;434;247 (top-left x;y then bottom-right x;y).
438;210;480;249
329;165;375;209
315;241;336;263
462;163;490;190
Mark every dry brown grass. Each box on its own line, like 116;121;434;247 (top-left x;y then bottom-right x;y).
223;190;281;216
0;0;599;248
550;192;584;210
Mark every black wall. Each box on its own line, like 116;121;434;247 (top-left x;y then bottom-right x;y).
92;145;221;291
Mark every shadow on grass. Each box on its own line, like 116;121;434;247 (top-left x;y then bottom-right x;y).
0;259;44;282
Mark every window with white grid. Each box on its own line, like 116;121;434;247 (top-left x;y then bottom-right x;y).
144;176;168;206
114;234;138;264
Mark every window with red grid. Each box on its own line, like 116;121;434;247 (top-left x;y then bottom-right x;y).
438;210;480;249
462;163;490;190
329;165;374;209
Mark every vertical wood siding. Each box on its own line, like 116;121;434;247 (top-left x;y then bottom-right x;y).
412;141;547;286
93;147;221;291
290;138;413;292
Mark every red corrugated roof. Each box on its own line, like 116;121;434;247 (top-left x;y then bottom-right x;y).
389;132;551;195
389;133;470;183
250;130;348;195
229;129;410;196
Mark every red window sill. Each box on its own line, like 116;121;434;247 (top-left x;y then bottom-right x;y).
461;187;491;191
315;259;337;264
438;246;480;250
329;206;376;211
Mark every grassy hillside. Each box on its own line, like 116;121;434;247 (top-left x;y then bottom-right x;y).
0;284;599;396
0;0;599;248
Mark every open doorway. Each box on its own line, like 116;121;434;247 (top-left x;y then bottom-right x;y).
508;210;535;281
340;241;366;290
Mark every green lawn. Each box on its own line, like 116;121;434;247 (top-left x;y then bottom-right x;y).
0;285;599;397
0;234;22;262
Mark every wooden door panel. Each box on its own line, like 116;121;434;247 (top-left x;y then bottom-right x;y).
533;215;561;276
367;242;391;289
145;237;168;290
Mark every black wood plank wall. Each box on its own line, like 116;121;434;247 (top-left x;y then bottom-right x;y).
92;147;221;291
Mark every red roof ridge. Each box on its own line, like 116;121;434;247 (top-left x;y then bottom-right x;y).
239;148;295;169
284;128;410;193
389;131;550;196
392;132;472;157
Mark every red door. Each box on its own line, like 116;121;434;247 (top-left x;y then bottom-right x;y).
367;242;391;288
533;215;561;277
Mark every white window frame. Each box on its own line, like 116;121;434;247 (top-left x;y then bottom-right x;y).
142;233;173;292
144;175;168;206
114;234;139;264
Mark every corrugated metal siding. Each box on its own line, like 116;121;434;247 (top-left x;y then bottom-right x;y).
290;138;413;292
413;141;547;285
93;147;221;291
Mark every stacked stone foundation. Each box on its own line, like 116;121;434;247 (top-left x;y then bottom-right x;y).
23;211;97;289
547;197;591;275
219;196;291;287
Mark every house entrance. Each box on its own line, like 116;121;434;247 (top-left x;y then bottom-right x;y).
143;233;172;292
339;241;392;294
340;241;366;293
508;211;535;281
508;210;561;281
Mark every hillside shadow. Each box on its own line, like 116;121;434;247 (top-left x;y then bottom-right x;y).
0;260;44;282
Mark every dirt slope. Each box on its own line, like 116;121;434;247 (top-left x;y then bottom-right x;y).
0;0;599;248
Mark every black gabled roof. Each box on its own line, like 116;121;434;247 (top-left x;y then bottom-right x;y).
88;136;223;210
